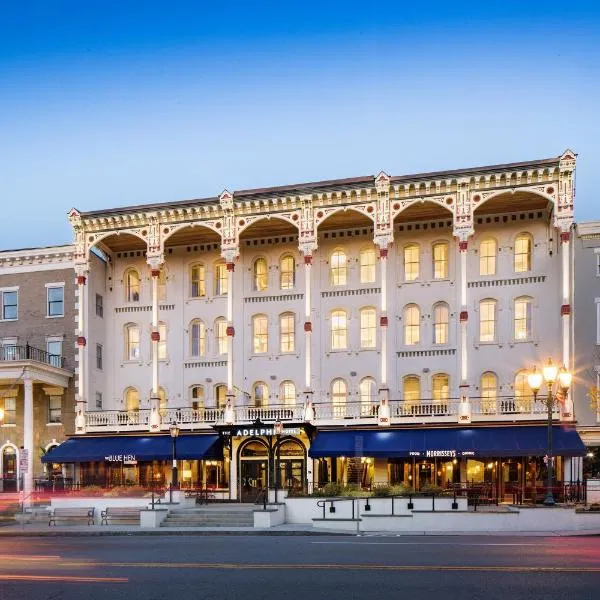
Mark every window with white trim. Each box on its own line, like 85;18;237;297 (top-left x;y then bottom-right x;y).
48;395;62;423
479;299;497;342
360;307;376;349
96;343;103;370
47;285;64;317
191;385;204;410
432;242;449;279
280;380;296;406
433;302;449;345
331;309;348;350
95;391;103;409
279;312;295;353
403;304;420;345
46;339;63;368
190;264;206;298
253;258;268;292
0;289;18;321
404;244;420;281
125;387;140;412
359;248;376;284
330;250;347;286
125;323;140;361
215;318;227;355
190;320;206;357
479;238;497;276
252;314;268;354
514;296;532;340
280;255;295;290
215;262;228;296
514;233;533;273
2;397;16;424
124;268;141;302
95;294;103;318
253;382;269;407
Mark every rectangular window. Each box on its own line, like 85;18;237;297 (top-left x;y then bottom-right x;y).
216;320;227;355
95;294;103;318
253;316;268;354
95;391;103;409
157;323;167;360
96;343;103;370
360;308;376;349
280;314;295;353
331;311;348;350
359;249;376;284
433;305;449;345
479;300;497;342
433;243;448;279
215;263;228;296
3;397;16;425
47;285;64;317
514;298;532;340
48;396;62;423
0;289;18;321
46;340;63;368
404;245;420;281
190;265;206;298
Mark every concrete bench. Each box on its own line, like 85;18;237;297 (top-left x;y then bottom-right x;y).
49;507;95;526
101;506;144;525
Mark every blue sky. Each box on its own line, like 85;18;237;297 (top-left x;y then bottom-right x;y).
1;1;599;249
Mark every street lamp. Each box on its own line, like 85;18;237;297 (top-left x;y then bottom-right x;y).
527;359;572;506
169;421;180;490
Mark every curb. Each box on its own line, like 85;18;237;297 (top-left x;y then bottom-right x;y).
0;529;353;537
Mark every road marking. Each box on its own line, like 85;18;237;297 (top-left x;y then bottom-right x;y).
0;574;128;583
0;555;62;561
56;561;600;573
311;541;546;547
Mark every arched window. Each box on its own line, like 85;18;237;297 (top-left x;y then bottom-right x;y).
330;249;347;286
360;307;376;349
404;244;420;281
514;296;532;340
331;309;348;350
252;314;268;354
359;377;377;416
331;378;347;417
253;257;268;292
124;323;140;361
190;264;206;298
481;372;498;413
514;233;533;273
479;238;497;276
432;242;449;279
190;319;206;357
279;312;295;353
190;385;204;410
215;317;227;355
215;384;227;409
280;255;295;290
432;374;450;403
124;387;139;412
433;302;449;345
253;382;269;407
359;247;376;284
280;380;296;406
479;299;497;342
215;261;228;295
403;375;421;407
124;268;140;303
514;370;533;413
403;304;420;346
158;386;167;416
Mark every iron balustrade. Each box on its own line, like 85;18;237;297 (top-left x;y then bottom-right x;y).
0;343;65;369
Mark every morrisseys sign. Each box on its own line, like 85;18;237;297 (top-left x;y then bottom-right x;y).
408;450;476;458
104;454;138;465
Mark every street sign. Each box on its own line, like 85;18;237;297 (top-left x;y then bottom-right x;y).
19;448;29;472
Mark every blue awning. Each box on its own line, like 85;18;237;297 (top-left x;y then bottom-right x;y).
308;426;587;459
42;434;223;463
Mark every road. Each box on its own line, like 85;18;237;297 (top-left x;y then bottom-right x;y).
0;534;599;599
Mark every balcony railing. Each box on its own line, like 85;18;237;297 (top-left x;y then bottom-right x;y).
0;344;65;369
83;395;560;433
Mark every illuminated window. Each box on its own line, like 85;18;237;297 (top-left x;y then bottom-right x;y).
479;239;497;276
514;370;533;412
252;314;268;354
403;304;420;345
190;264;206;298
433;302;449;344
403;375;420;404
215;384;227;408
215;317;227;355
359;248;376;284
432;242;449;279
190;319;206;357
331;309;348;350
360;307;376;349
404;244;420;281
253;382;269;407
514;234;532;273
359;377;376;415
479;299;497;342
332;378;347;415
253;258;268;292
280;380;296;406
158;386;167;416
280;255;295;290
481;372;498;413
514;296;532;340
279;312;295;353
125;323;140;361
432;373;449;403
190;385;204;410
124;268;140;302
330;250;347;286
215;262;228;295
124;387;139;412
2;397;16;424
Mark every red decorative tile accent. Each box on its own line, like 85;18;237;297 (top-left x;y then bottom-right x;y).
304;322;312;333
380;316;388;327
459;241;468;251
77;336;87;347
151;331;160;342
379;248;388;259
76;275;86;285
560;231;571;243
460;310;468;322
304;255;313;265
151;269;160;278
226;262;235;272
226;326;235;337
561;304;571;316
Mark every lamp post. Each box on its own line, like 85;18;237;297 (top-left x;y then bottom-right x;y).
527;359;572;506
169;421;180;490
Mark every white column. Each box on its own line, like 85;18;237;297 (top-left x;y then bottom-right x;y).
379;247;389;388
226;261;235;399
303;254;313;391
457;239;471;424
151;268;160;395
23;377;34;498
560;230;571;368
75;272;87;434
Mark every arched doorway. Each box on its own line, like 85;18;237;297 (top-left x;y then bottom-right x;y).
239;440;269;502
1;445;18;492
275;438;306;493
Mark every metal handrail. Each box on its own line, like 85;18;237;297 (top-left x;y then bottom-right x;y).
0;343;66;368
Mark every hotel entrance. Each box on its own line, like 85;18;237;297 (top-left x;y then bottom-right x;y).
239;440;269;502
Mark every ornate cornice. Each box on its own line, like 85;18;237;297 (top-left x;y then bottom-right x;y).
0;244;75;270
